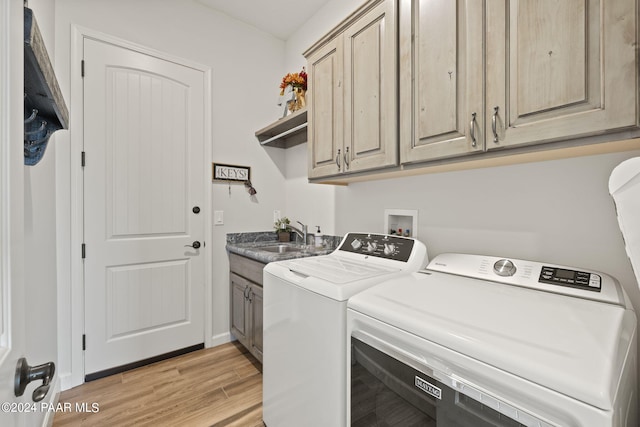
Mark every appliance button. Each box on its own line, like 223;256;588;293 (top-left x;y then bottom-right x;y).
493;259;517;277
497;402;518;420
463;386;481;401
480;394;500;411
516;410;540;426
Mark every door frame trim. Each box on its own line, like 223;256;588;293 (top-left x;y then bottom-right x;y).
65;25;213;389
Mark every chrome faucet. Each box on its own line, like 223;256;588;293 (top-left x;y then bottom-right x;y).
289;221;309;245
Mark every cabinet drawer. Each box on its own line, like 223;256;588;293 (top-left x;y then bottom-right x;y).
229;253;266;285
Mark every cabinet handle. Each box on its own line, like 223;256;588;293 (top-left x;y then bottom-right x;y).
469;112;477;147
335;148;341;169
344;147;350;170
492;106;499;143
243;286;250;300
248;289;253;303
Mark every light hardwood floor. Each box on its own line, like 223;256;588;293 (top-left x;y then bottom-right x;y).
53;342;263;427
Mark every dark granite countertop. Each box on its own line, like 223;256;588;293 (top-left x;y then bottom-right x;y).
226;231;341;264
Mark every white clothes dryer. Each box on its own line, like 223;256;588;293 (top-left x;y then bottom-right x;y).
262;233;428;427
347;253;637;427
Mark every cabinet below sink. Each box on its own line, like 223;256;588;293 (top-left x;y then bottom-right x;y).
229;253;264;364
226;231;342;363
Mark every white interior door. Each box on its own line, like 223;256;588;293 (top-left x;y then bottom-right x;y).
0;1;31;424
83;38;205;377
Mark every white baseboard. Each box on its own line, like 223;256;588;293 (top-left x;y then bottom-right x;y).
209;332;232;348
42;376;61;427
57;372;76;392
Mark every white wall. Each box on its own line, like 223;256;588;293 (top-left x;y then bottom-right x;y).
337;153;640;294
54;0;288;387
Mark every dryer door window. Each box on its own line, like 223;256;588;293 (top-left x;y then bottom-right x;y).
351;338;528;427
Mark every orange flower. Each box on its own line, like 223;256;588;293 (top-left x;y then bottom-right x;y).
279;67;307;95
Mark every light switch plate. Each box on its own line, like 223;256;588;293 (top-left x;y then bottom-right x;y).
214;210;224;225
273;210;281;222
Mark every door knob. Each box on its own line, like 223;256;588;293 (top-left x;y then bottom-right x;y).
14;358;55;402
192;206;200;214
185;241;201;249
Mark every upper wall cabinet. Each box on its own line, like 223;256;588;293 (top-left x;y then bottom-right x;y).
306;0;398;179
305;37;343;178
399;0;483;163
400;0;639;164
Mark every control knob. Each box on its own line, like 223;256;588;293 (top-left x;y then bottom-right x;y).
493;259;516;277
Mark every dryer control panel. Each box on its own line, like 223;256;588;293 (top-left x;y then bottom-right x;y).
539;266;601;292
426;253;626;307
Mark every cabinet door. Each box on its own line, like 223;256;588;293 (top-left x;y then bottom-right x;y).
343;0;398;173
486;0;638;150
400;0;484;163
230;273;249;347
249;284;263;363
308;36;344;179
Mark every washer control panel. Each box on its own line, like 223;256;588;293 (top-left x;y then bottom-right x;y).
337;233;415;262
539;266;601;292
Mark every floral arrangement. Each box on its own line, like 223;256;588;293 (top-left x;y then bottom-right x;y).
274;217;291;232
279;67;307;95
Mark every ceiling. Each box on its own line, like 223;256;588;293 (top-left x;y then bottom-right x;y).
195;0;332;40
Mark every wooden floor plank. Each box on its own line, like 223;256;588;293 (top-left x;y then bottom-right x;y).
53;342;263;427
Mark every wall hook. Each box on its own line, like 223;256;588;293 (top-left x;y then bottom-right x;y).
244;180;257;196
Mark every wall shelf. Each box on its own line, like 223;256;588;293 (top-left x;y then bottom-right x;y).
255;108;307;148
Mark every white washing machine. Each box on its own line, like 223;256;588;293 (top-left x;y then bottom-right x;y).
347;253;637;427
263;232;428;427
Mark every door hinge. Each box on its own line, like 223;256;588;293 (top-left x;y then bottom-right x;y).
81;60;85;77
82;334;86;351
81;151;86;167
81;243;86;259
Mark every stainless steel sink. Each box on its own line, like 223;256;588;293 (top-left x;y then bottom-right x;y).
260;244;306;254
